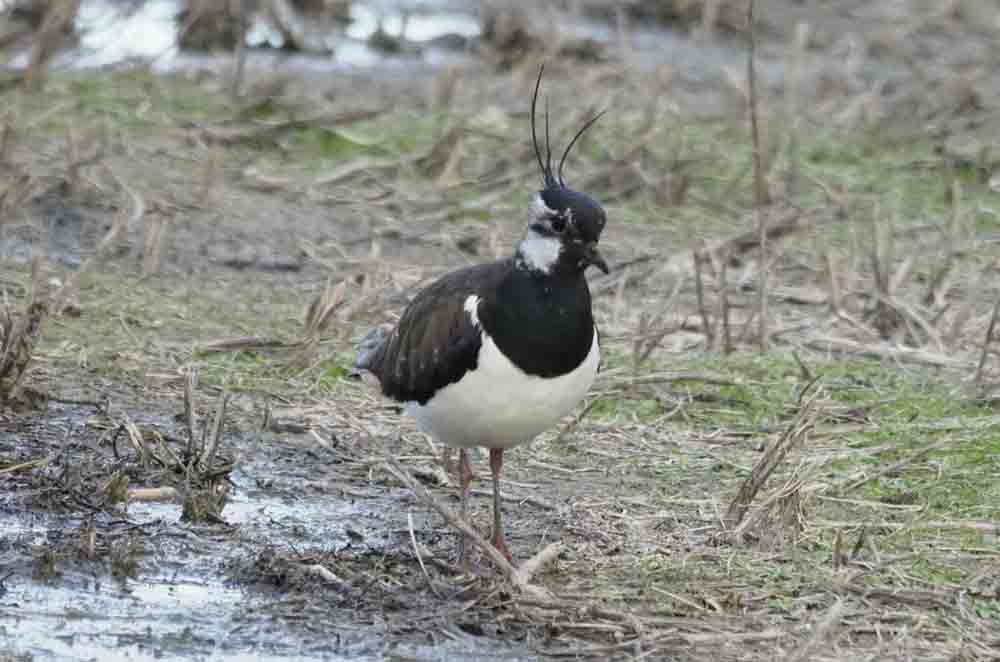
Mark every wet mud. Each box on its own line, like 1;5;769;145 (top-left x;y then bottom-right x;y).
0;403;540;661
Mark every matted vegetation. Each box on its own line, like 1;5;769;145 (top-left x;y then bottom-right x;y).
2;1;1000;659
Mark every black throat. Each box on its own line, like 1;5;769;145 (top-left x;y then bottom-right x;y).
478;265;595;378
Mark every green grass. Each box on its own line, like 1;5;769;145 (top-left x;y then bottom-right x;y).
5;66;997;537
3;56;1000;661
590;395;664;420
17;69;998;245
595;350;1000;538
628;120;999;243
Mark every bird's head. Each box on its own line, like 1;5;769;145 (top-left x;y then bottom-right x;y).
517;65;608;277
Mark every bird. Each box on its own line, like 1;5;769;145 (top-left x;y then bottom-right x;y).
354;65;608;567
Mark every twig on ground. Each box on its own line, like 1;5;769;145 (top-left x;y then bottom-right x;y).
298;563;346;586
784;600;846;662
198;108;386;147
837;436;957;494
649;586;711;613
385;455;554;600
815;520;999;533
408;511;440;598
197;337;291;353
804;336;972;369
469;487;557;511
598;371;743;389
514;542;562;586
0;454;55;475
725;384;821;531
127;486;180;502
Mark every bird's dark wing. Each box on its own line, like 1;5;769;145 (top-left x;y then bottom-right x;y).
355;259;513;405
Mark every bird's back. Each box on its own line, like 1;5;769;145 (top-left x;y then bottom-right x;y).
354;258;514;405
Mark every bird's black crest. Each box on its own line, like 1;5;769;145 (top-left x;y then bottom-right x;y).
530;65;606;189
539;187;606;243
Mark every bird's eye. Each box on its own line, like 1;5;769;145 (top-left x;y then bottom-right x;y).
550;216;566;233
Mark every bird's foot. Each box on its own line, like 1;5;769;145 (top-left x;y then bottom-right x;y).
492;531;514;564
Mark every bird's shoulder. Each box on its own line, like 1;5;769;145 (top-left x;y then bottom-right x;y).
403;258;512;321
365;258;513;404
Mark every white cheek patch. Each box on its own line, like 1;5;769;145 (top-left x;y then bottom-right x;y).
518;229;561;273
521;192;566;273
530;193;557;220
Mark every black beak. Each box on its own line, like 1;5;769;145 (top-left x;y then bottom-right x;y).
584;243;609;274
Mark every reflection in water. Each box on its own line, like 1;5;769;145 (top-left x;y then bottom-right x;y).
346;3;479;43
5;0;766;90
75;0;179;67
43;0;482;72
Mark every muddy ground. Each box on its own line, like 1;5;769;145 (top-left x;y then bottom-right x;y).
2;2;1000;661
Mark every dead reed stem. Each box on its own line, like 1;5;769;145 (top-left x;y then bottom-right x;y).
515;542;563;586
24;0;79;90
974;297;1000;384
784;600;846;662
127;487;180;502
183;369;198;461
693;250;713;349
719;250;732;353
0;258;49;401
747;0;769;352
142;215;166;276
725;384;821;531
230;0;248;102
199;387;230;471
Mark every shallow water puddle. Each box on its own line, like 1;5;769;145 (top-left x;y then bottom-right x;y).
4;578;249;662
14;0;483;73
0;443;537;660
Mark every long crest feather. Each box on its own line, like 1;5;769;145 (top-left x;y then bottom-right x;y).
558;109;606;187
544;97;553;182
530;66;557;188
530;65;605;189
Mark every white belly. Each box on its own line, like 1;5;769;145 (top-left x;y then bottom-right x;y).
406;328;600;450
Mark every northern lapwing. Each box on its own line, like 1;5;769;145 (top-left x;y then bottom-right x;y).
355;65;608;566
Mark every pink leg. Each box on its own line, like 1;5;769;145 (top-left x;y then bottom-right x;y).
457;448;474;569
489;448;513;562
442;447;456;481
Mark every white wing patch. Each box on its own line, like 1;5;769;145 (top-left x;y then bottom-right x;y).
463;294;481;327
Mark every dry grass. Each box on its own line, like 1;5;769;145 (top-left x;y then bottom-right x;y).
0;258;48;404
3;2;1000;658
